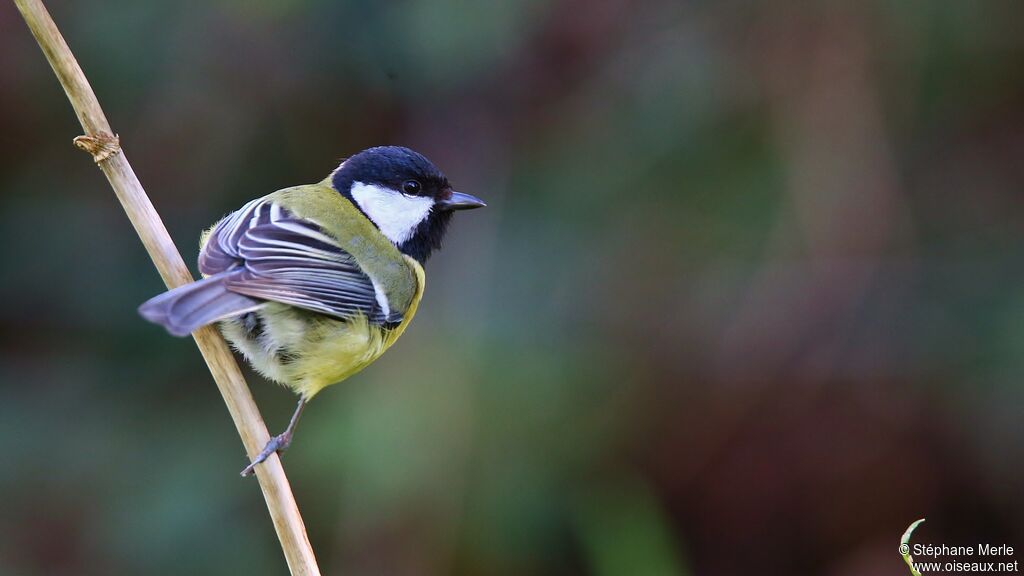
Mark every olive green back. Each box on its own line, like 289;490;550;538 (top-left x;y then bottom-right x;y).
269;180;418;314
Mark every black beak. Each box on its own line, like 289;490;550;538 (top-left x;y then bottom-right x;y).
438;190;486;211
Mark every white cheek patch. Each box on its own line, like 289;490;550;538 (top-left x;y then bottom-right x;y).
350;181;435;245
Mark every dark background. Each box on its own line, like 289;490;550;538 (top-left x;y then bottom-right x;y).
2;1;1023;575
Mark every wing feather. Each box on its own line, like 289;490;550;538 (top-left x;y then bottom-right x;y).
198;197;397;324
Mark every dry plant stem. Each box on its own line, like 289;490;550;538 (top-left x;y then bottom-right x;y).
12;1;321;574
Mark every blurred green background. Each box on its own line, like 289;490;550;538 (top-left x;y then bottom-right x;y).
2;1;1023;575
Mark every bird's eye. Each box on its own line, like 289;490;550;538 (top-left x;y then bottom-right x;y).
401;180;422;195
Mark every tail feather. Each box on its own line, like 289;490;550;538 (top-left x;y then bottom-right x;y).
138;271;262;337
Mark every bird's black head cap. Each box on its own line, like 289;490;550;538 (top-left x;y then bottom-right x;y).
332;146;473;263
333;146;449;195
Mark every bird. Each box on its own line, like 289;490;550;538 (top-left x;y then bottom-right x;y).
138;146;485;476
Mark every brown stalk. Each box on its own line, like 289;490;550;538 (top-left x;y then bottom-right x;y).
11;1;321;574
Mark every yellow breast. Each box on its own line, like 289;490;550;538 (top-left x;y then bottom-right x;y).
219;256;425;399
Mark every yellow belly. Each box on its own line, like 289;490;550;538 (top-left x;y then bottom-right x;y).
218;257;424;399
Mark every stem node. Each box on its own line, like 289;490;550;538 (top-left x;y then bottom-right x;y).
73;132;120;162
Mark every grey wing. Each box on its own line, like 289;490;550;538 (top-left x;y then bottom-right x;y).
199;199;398;324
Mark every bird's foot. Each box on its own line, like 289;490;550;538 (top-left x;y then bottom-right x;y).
240;432;293;477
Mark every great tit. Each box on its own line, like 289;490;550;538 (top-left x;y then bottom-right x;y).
138;146;485;476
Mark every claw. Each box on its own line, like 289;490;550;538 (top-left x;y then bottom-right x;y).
240;399;306;477
241;434;288;477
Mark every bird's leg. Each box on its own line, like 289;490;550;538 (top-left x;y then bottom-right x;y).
241;399;307;477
